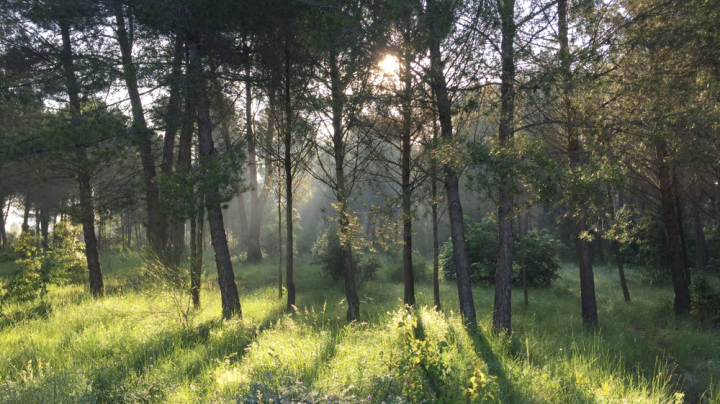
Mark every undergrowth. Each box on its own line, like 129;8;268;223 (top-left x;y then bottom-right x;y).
0;253;717;403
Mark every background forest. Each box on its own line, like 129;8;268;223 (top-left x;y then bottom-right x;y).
0;0;719;402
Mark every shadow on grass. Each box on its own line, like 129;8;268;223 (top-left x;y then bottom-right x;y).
71;303;290;403
467;326;597;404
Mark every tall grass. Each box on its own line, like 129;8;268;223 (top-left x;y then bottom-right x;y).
0;252;717;403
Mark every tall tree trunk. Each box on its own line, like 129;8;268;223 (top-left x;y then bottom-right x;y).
278;177;283;299
21;194;30;234
173;75;197;268
40;209;49;249
559;0;597;327
189;37;241;319
607;189;631;302
190;197;203;308
673;177;691;285
427;5;476;326
245;51;265;263
517;215;528;306
163;32;186;267
431;123;441;311
284;40;296;310
401;38;415;307
692;197;710;272
494;0;516;333
114;6;165;254
60;21;103;297
329;51;360;322
656;146;691;315
0;195;6;249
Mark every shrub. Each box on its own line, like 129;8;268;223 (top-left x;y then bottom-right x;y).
312;225;379;283
2;222;86;305
690;271;720;325
385;251;432;283
441;216;563;287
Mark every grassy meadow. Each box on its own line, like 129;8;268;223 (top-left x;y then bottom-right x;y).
0;251;718;403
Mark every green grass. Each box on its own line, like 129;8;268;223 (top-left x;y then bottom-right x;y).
0;251;718;403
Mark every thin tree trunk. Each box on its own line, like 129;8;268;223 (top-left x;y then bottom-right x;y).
401;37;415;307
22;194;30;234
559;0;597;327
40;209;49;249
518;215;528;306
607;189;631;302
284;39;295;310
114;5;165;254
329;51;360;322
0;196;6;249
427;5;475;325
430;123;441;311
493;0;516;332
245;50;265;263
60;21;103;297
190;197;203;308
163;32;185;267
692;198;710;271
657;146;691;315
189;37;241;319
278;179;283;299
673;176;691;285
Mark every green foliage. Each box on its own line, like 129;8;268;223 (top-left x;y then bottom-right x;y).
623;212;671;284
312;225;378;284
1;222;85;306
441;217;563;286
690;272;720;324
385;252;433;284
393;314;500;403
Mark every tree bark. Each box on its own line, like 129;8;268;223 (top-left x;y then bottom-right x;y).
60;21;103;297
245;51;265;263
608;189;631;302
189;37;241;319
430;120;441;311
691;198;710;271
40;209;49;249
190;197;203;308
517;215;528;306
401;38;415;307
284;40;296;310
278;177;283;299
493;0;516;333
329;51;360;322
22;193;30;234
673;178;691;285
559;0;597;327
0;195;6;249
162;32;186;267
114;5;165;254
656;146;691;315
427;8;476;325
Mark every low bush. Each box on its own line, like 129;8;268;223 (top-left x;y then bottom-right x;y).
384;251;432;283
312;225;380;284
441;216;563;286
1;222;85;305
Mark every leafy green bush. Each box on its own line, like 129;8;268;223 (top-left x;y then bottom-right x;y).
2;222;86;305
384;251;432;283
690;271;720;324
441;216;563;286
312;225;379;283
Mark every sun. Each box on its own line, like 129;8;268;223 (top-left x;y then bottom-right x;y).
378;54;399;74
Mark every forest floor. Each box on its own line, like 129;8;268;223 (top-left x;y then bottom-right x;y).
0;251;718;403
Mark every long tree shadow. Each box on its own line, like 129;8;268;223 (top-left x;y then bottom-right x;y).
35;302;292;403
465;325;598;404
